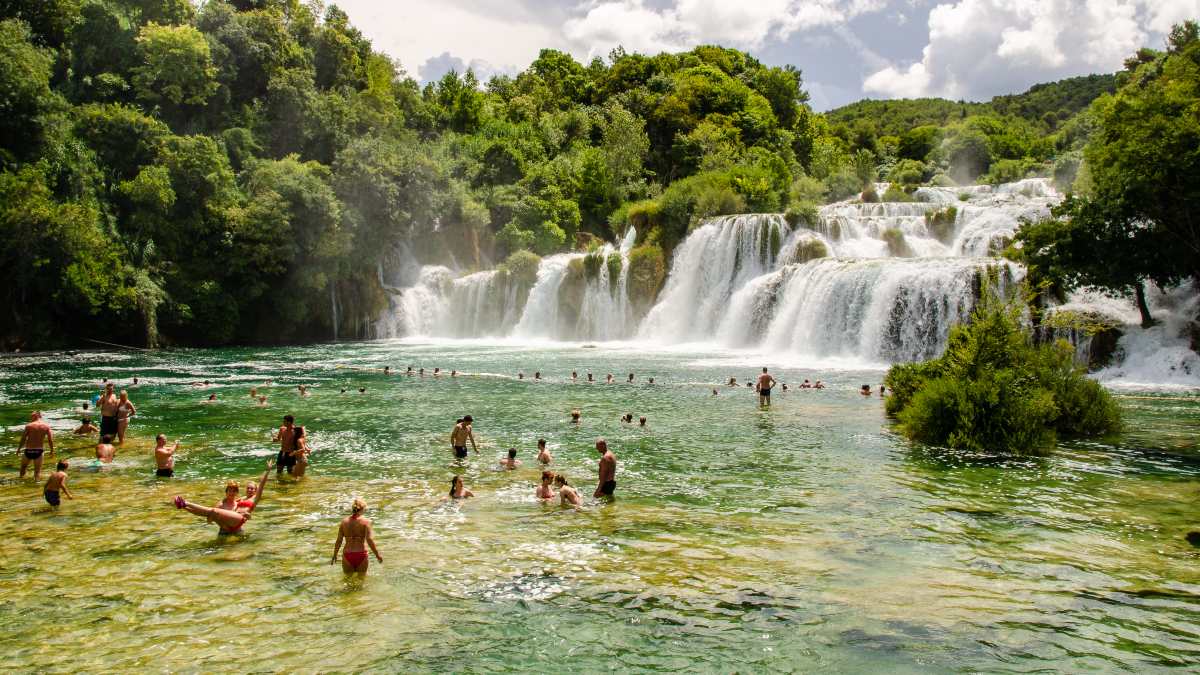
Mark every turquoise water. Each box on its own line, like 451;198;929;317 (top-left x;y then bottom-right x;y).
1;340;1199;672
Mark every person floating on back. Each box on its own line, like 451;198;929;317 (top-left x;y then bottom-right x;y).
173;460;273;535
332;497;382;575
44;460;73;507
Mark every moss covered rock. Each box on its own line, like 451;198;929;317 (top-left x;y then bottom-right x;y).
882;227;914;257
627;244;667;313
925;205;958;243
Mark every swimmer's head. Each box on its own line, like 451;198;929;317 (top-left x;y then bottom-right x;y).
351;497;366;514
245;482;257;497
29;410;41;421
450;475;463;494
82;416;92;424
639;417;646;426
283;415;294;425
100;434;113;444
105;383;114;391
762;367;768;373
596;438;608;453
541;471;553;483
156;433;166;444
225;480;240;495
57;460;69;471
463;415;473;424
507;448;517;459
554;474;569;486
537;438;546;449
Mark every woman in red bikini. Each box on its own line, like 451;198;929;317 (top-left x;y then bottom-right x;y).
332;498;383;575
173;460;273;535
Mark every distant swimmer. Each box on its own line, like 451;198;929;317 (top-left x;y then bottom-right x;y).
537;439;552;464
879;385;886;396
384;366;391;375
518;372;525;380
406;366;414;375
594;439;617;499
572;371;578;381
587;373;594;383
298;385;310;397
18;411;54;479
332;497;382;575
571;410;581;424
621;414;633;424
434;368;441;377
756;367;777;408
258;395;268;406
712;388;718;396
627;373;635;383
154;434;179;477
814;380;825;389
537;471;555;500
43;459;73;507
250;387;258;398
606;374;614;384
173;460;273;535
451;370;458;377
648;377;655;385
639;416;646;428
74;417;99;435
555;474;581;508
860;384;871;396
781;384;789;392
800;379;812;389
98;383;119;440
500;448;521;469
449;475;474;499
419;368;425;377
728;378;737;387
205;393;217;402
534;371;541;380
95;434;116;463
358;387;366;394
451;416;478;459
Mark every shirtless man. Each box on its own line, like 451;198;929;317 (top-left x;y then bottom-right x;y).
18;411;54;479
154;434;179;477
96;434;116;463
332;498;383;575
536;439;552;464
44;460;73;507
450;415;478;459
74;417;99;435
98;383;119;440
499;448;521;469
594;438;617;499
273;415;298;475
756;367;777;408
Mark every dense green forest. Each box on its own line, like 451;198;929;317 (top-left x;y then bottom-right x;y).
0;0;1193;350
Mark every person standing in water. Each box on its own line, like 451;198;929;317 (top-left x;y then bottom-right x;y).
555;474;581;508
536;439;552;464
18;411;54;479
450;415;478;459
536;471;555;500
115;390;136;444
273;415;298;475
331;498;382;575
756;367;777;408
154;434;179;477
43;459;73;507
594;439;617;499
173;460;273;535
98;383;119;441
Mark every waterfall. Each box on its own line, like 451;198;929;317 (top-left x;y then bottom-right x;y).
330;284;339;341
512;254;580;339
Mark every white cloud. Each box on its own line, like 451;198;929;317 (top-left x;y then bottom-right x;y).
862;0;1183;100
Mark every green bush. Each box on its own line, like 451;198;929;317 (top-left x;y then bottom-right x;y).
884;291;1122;455
824;168;861;202
981;157;1043;185
930;173;956;187
887;158;927;187
501;250;541;287
582;250;603;279
925;205;958;242
785;200;819;227
791;236;828;263
881;227;913;257
790;174;826;204
627;244;666;311
860;184;880;203
606;251;622;291
881;184;914;202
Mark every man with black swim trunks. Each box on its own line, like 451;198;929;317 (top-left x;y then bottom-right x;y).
18;411;53;479
98;383;119;439
594;438;617;499
273;415;298;475
154;434;179;477
756;367;777;408
450;415;477;459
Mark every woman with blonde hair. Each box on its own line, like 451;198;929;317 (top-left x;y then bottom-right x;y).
332;498;382;575
173;460;273;536
116;390;136;444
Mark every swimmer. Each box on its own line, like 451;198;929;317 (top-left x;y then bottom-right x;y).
433;368;440;377
451;370;458;377
860;384;871;396
448;475;474;499
154;434;178;477
18;411;54;479
534;371;541;380
728;377;737;387
43;459;73;507
406;366;414;375
756;367;776;408
570;410;581;424
291;426;312;478
258;395;268;406
621;414;633;424
587;373;593;383
95;434;116;463
132;377;140;386
74;417;99;435
499;447;521;469
628;373;634;383
800;379;812;389
384;366;390;375
554;474;581;508
250;387;258;398
814;380;825;389
639;416;646;427
536;439;552;464
606;374;614;384
648;377;655;385
98;382;119;440
451;415;478;459
173;460;273;535
594;438;617;499
340;388;346;394
205;393;217;402
712;388;718;396
332;497;382;575
571;371;578;381
518;372;524;380
537;471;555;500
419;368;425;377
358;387;366;394
879;385;886;396
298;384;310;397
273;415;299;475
746;382;753;388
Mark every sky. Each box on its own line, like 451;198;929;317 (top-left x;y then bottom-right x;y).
332;0;1200;111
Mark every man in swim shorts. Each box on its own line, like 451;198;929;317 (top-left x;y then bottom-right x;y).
273;415;298;474
756;367;777;408
450;415;477;459
18;411;54;479
594;438;617;499
98;383;119;439
154;434;179;477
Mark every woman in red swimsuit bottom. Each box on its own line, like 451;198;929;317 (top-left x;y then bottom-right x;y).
332;498;383;575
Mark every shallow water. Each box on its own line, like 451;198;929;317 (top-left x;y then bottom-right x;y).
1;340;1199;672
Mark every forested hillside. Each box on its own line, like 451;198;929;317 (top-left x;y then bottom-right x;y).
0;0;1137;349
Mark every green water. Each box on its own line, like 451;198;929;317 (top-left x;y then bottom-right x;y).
1;341;1198;672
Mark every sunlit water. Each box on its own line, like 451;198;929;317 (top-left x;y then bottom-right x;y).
1;341;1199;672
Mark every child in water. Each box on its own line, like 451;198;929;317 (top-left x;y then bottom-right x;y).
43;460;74;507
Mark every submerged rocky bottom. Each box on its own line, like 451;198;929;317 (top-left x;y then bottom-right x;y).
0;340;1198;672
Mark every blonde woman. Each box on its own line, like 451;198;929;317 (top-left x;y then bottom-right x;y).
116;390;136;444
332;498;382;575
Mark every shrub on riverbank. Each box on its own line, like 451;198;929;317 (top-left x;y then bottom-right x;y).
884;293;1121;454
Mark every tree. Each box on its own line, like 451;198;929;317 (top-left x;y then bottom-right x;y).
132;23;219;114
0;0;81;48
0;19;56;162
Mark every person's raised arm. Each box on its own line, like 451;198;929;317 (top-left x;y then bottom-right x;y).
331;523;344;565
366;521;382;563
251;460;274;508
